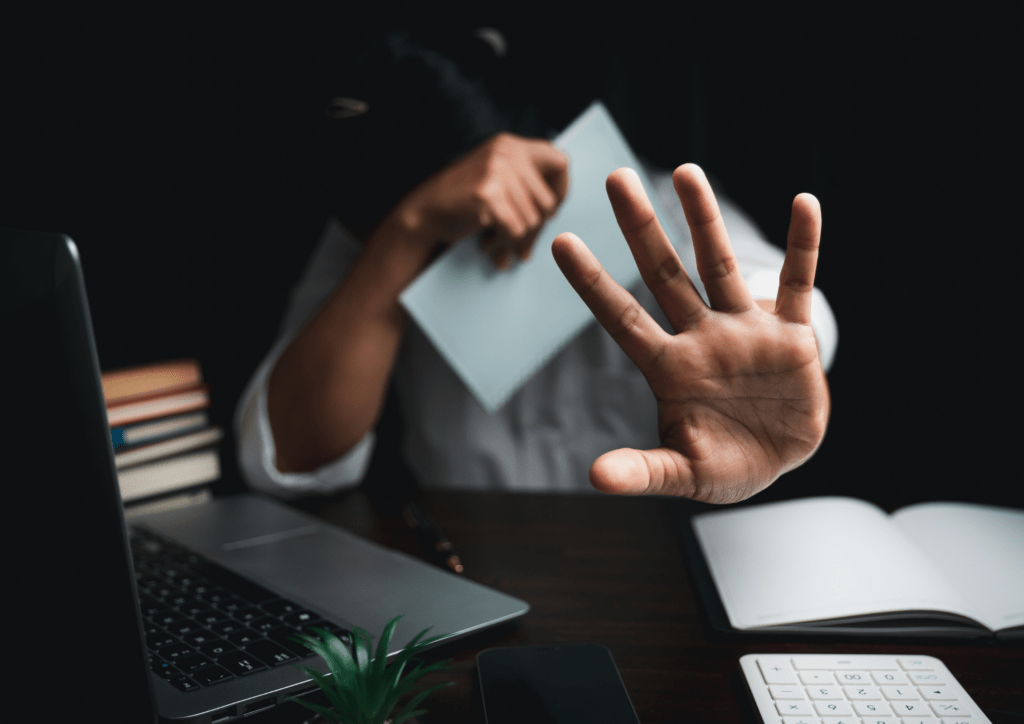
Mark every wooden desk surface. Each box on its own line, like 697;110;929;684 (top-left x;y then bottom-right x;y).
257;490;1022;724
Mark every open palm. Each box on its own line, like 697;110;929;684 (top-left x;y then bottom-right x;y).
552;164;830;503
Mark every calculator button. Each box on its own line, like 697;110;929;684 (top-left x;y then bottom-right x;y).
776;700;815;716
807;685;843;700
814;700;854;716
844;684;882;700
882;685;921;700
758;658;799;685
799;670;836;686
871;671;909;685
781;717;822;724
930;701;977;717
769;685;807;700
899;656;937;670
909;672;946;686
833;669;874;685
892;701;932;716
853;700;894;717
919;686;957;700
791;654;898;670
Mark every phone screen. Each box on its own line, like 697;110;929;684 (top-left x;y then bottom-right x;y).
477;644;640;724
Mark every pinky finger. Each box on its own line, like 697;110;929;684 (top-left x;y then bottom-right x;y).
775;193;821;324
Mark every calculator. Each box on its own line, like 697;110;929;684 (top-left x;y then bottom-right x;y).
740;654;991;724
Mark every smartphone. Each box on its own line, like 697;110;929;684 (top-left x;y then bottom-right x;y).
477;644;640;724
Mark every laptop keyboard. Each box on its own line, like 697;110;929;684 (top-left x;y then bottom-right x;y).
130;526;352;693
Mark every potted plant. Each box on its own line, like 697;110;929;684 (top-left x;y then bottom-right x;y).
288;615;453;724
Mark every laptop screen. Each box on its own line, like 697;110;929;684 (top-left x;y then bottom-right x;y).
2;228;157;722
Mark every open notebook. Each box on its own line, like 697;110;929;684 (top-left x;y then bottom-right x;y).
684;497;1024;640
399;101;679;412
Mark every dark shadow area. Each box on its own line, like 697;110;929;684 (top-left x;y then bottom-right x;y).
2;2;1016;510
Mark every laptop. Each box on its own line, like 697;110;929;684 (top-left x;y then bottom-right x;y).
2;227;529;723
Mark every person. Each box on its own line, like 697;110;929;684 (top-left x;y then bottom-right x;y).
234;28;837;503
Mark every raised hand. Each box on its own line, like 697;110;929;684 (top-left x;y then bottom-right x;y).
551;164;830;503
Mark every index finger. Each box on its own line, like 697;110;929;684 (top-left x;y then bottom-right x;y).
552;231;666;369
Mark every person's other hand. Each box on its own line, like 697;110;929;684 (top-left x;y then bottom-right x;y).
552;164;830;503
397;133;569;269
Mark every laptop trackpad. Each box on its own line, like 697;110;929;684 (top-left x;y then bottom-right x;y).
216;524;508;653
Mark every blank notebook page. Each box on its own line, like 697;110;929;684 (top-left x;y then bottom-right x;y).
692;497;983;630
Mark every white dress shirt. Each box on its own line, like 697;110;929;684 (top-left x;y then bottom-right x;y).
235;163;838;497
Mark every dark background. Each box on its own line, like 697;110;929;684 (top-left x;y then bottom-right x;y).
2;2;1017;510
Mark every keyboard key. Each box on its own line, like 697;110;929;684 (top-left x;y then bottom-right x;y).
150;610;179;627
282;610;319;627
918;686;957;700
174;653;214;673
844;685;882;700
165;592;195;609
151;661;181;679
160;643;196;661
167;676;201;692
813;700;853;716
775;700;814;716
210;620;246;637
193;610;228;627
197;587;231;604
249;617;284;634
798;671;835;686
261;599;304;617
758;658;798;685
881;685;920;700
898;656;937;670
871;671;909;685
191;665;234;687
890;701;931;717
833;670;873;685
165;619;204;637
768;685;806;700
930;701;978;717
217;650;266;676
139;599;165;617
245;640;297;666
198;640;236;658
178;601;208;618
181;629;220;647
146;631;179;650
853;700;894;717
232;607;263;623
806;685;843;700
214;597;247;614
228;629;264;647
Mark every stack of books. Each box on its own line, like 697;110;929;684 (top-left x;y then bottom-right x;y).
102;359;222;510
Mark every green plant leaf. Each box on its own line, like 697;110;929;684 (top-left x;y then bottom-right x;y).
370;615;401;684
389;681;455;724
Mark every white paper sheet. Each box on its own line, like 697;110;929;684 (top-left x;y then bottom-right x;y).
399;101;678;412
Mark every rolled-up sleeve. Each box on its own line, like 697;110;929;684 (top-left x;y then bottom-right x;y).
233;218;376;498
